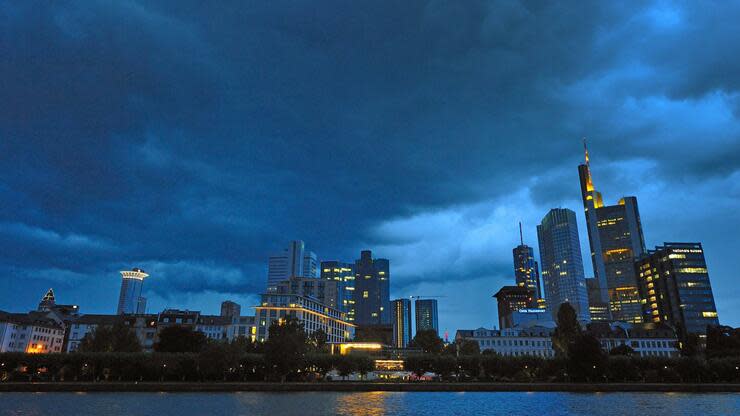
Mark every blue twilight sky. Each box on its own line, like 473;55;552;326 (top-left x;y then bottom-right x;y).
1;1;739;335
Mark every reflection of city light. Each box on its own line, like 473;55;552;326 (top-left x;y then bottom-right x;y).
335;392;392;416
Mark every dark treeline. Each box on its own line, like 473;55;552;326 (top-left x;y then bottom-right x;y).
1;352;739;383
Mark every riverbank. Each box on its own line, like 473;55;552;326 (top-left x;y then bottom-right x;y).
1;382;739;393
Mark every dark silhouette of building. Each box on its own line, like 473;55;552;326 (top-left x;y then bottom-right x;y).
635;242;719;335
353;250;390;326
494;285;534;329
537;208;590;321
513;222;542;302
414;299;439;336
578;142;646;323
220;301;241;318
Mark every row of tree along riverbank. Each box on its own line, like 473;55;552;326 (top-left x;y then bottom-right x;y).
2;352;739;384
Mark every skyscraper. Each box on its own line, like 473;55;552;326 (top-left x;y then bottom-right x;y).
117;268;149;315
320;261;355;321
585;278;610;321
493;286;534;329
37;288;56;311
353;250;390;326
537;208;590;321
578;142;646;322
513;222;542;301
414;299;439;336
391;298;412;348
635;242;719;335
267;240;319;290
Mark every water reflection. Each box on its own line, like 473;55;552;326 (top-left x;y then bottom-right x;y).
334;392;397;416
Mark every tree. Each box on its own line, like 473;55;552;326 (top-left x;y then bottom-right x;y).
410;330;444;354
263;317;307;382
457;339;481;356
431;355;457;381
552;302;581;358
706;325;740;358
675;322;700;357
307;328;328;352
78;321;141;353
154;326;208;353
567;333;606;381
609;344;635;356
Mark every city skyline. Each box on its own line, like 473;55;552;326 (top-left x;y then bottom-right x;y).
1;2;740;335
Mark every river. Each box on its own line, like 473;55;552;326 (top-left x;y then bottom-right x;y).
1;391;738;415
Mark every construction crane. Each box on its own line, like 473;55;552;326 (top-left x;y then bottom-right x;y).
408;295;447;300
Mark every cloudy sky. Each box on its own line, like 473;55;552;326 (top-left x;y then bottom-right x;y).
1;1;739;334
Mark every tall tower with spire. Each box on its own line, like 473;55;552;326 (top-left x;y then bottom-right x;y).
578;140;646;323
37;288;56;311
513;222;542;303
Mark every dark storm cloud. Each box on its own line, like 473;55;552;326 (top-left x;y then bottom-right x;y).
1;1;739;327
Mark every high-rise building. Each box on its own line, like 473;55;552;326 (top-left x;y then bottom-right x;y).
117;268;149;315
320;261;355;321
353;250;390;326
391;298;412;348
635;242;719;335
267;240;318;290
220;301;241;318
586;278;610;321
494;286;534;329
37;288;56;311
537;208;590;321
274;276;340;310
578;142;646;323
415;299;439;336
513;222;542;301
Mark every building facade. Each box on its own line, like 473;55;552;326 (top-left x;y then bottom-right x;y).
117;268;149;315
353;250;390;326
0;311;66;353
254;293;354;343
320;261;355;321
220;301;241;318
391;298;412;348
537;208;590;321
578;144;646;323
414;299;439;336
586;278;610;321
456;323;679;358
635;242;719;335
455;326;556;358
273;276;340;311
267;240;319;289
493;286;534;329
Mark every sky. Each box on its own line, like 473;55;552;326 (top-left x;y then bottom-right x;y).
1;1;739;335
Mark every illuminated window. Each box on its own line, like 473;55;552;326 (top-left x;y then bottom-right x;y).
702;311;718;318
363;291;369;298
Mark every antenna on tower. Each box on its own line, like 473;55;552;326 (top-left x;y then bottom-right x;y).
583;137;590;165
519;222;524;245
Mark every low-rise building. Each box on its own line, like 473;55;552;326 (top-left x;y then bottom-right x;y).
255;293;354;343
0;311;66;353
455;326;555;358
588;322;679;357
